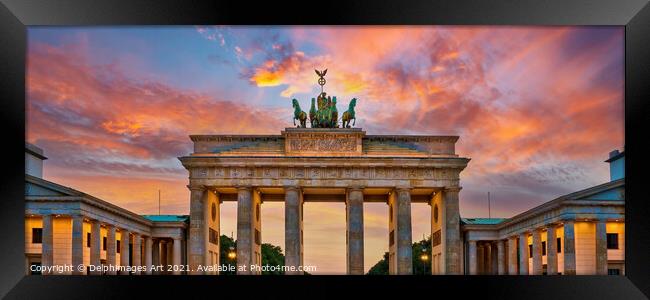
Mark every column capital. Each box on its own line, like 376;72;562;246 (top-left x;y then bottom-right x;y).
187;184;206;192
443;186;462;193
235;185;252;191
347;185;365;192
395;186;411;192
284;185;300;192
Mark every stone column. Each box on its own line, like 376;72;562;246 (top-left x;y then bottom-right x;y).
144;236;152;275
120;229;130;275
532;229;543;275
173;237;182;275
497;240;506;275
477;244;484;274
71;214;84;275
188;185;207;275
490;242;499;275
563;221;576;275
443;187;462;274
132;233;141;275
106;225;117;275
160;240;168;274
41;214;54;275
166;240;173;274
595;220;608;275
508;236;518;275
236;186;253;275
395;187;413;274
90;220;101;275
518;232;529;275
284;186;303;275
468;240;478;275
546;226;558;275
346;187;364;275
152;239;160;274
483;242;494;275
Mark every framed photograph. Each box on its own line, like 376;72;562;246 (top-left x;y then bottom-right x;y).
1;0;649;298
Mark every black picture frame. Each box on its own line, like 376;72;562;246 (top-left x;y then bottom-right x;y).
1;0;649;298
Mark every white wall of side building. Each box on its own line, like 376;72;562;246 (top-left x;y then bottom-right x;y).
53;217;73;274
607;223;625;261
575;222;596;275
25;217;42;255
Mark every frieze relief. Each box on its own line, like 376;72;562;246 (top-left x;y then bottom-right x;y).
190;166;460;181
288;137;356;152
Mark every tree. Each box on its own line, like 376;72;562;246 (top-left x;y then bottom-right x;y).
367;252;389;275
366;236;432;275
260;243;285;275
219;235;237;275
219;235;312;275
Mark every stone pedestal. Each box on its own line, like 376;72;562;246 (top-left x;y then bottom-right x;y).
518;233;529;275
346;187;364;275
106;225;117;275
284;186;304;275
71;215;84;275
90;220;101;275
41;215;54;275
595;221;608;275
532;229;543;275
546;226;558;275
563;221;576;275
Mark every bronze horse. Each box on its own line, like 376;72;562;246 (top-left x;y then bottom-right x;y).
341;98;357;128
292;99;307;128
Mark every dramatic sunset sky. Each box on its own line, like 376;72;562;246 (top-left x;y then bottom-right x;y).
26;26;624;274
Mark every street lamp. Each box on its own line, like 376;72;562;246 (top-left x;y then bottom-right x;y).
227;232;236;260
227;246;236;259
420;247;429;275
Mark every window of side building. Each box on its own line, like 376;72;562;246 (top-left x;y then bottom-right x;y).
32;228;42;244
607;233;619;249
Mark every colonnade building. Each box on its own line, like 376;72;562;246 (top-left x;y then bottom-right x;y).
25;143;188;275
24;128;624;275
461;149;625;276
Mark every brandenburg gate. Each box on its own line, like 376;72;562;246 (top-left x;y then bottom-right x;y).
179;127;469;275
179;70;469;275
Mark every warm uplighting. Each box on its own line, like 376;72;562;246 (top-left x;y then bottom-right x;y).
227;246;236;259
